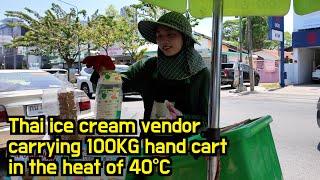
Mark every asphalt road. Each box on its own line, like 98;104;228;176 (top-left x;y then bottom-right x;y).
88;84;320;179
220;91;320;180
116;88;320;180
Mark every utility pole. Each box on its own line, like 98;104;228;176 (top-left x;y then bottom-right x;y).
11;19;17;69
87;43;91;56
280;28;285;87
237;16;246;92
13;48;17;69
247;16;254;91
87;17;91;57
25;47;29;69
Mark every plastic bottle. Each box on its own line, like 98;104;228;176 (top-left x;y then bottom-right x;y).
93;59;126;180
95;67;122;120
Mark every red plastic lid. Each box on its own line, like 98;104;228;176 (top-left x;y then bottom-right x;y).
82;55;115;71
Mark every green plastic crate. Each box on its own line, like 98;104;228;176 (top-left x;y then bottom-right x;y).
126;115;282;180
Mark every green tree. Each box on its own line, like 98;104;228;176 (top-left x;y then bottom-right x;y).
242;16;269;51
223;19;240;42
5;3;86;69
131;2;168;21
78;10;99;56
131;2;199;27
223;17;272;51
263;40;279;49
118;18;146;62
85;5;121;55
117;7;146;62
81;5;146;62
121;3;199;62
284;31;292;48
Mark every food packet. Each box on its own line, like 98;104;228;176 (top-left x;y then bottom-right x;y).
57;87;80;141
151;100;183;120
95;70;123;120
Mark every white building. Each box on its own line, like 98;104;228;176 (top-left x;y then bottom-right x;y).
291;11;320;84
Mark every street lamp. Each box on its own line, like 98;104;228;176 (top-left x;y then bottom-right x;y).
56;0;81;74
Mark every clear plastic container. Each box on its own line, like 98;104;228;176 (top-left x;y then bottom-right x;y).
95;70;123;119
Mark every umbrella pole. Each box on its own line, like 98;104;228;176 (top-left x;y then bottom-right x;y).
207;0;223;179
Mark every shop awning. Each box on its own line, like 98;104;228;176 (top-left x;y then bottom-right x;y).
292;29;320;48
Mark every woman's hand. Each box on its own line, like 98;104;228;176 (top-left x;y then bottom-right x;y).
165;101;182;119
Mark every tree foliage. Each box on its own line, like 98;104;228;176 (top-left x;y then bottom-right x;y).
117;11;146;62
81;5;146;62
223;19;240;42
78;9;99;56
131;2;168;21
223;17;273;51
5;3;86;68
223;17;292;50
120;2;199;61
84;5;121;55
4;3;204;67
284;31;292;48
131;2;199;27
242;16;269;50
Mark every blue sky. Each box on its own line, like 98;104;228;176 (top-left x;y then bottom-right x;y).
0;0;293;36
0;0;139;19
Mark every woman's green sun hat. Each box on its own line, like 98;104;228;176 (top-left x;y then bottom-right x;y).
138;11;198;44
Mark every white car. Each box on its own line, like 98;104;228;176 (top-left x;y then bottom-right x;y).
42;68;68;82
0;70;93;149
76;67;95;98
77;65;139;98
115;64;131;73
312;65;320;82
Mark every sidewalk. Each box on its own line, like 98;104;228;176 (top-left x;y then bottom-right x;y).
267;84;320;96
228;83;320;97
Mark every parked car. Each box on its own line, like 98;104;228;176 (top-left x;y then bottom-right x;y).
42;68;68;82
115;64;131;73
76;65;140;98
76;67;95;98
0;70;93;149
221;62;260;88
312;65;320;82
317;98;320;128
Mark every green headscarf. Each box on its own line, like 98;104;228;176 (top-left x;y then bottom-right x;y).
157;36;206;80
138;11;206;80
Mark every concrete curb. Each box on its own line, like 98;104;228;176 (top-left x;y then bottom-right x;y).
266;87;282;92
228;89;263;96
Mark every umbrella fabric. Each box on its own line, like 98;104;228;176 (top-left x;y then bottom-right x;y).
294;0;320;15
141;0;289;17
141;0;320;18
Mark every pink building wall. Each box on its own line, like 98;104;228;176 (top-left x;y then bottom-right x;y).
254;60;279;83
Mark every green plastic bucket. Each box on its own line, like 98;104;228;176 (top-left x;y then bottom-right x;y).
126;115;282;180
